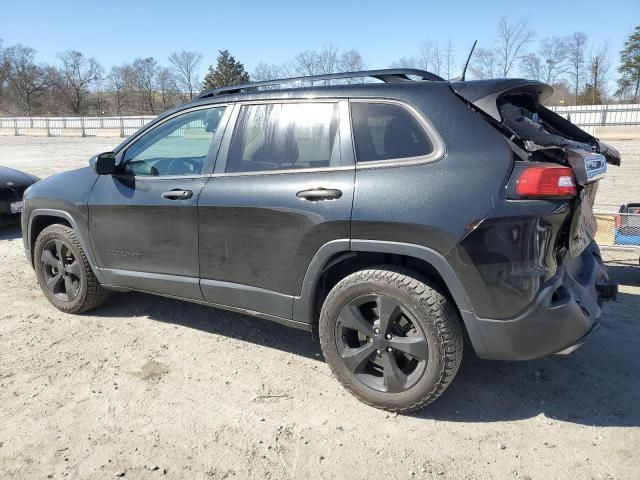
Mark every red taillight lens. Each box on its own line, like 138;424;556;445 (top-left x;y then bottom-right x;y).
516;166;577;198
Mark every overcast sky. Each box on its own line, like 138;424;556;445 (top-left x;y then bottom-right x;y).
1;0;637;76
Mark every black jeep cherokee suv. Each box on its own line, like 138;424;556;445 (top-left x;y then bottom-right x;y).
22;69;620;412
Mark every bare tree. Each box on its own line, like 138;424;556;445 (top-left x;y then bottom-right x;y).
390;56;418;69
168;50;202;100
339;50;365;72
445;38;455;79
539;36;567;84
496;17;535;77
52;50;102;114
587;42;611;104
566;32;588;105
469;48;498;79
294;50;320;76
430;42;443;76
5;45;48;115
107;64;133;115
0;39;9;101
157;66;179;110
520;52;543;80
254;49;363;85
132;57;159;114
420;41;443;75
317;45;338;74
93;74;108;115
419;41;434;72
252;62;284;82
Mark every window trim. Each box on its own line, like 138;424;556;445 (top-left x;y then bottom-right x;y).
348;98;445;169
113;103;232;179
212;99;354;177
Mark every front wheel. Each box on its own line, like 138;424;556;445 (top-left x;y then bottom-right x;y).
34;224;110;314
319;267;463;412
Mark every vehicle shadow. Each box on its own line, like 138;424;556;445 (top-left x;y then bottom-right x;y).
92;260;639;428
0;223;21;240
607;264;640;287
95;291;323;361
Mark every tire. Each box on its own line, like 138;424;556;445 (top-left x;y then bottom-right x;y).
319;266;463;413
34;224;110;314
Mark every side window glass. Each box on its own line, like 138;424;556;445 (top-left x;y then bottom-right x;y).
225;103;339;173
351;102;433;162
123;107;226;176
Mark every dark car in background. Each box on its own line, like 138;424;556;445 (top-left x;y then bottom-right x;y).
0;166;39;225
20;69;621;412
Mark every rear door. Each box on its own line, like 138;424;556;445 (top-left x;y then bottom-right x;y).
197;100;355;319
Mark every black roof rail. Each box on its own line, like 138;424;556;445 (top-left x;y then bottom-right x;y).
196;68;445;100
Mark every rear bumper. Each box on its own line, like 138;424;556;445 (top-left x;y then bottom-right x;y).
464;242;615;361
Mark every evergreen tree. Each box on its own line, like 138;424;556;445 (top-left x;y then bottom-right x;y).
617;26;640;101
202;50;249;90
578;83;603;105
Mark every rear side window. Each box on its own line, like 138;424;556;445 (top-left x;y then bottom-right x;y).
225;102;339;173
351;102;433;162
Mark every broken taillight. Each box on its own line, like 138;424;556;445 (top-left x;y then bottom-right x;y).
515;166;577;198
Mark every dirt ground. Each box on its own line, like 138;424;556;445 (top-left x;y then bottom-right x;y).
0;137;639;479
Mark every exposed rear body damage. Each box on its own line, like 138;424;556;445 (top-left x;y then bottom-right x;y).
447;77;619;359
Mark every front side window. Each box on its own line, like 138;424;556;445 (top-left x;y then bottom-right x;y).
351;102;433;162
225;102;339;173
123;107;226;176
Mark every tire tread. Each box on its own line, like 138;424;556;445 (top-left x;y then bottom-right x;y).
34;224;110;314
319;266;463;413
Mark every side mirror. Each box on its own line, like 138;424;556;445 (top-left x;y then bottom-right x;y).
90;152;117;175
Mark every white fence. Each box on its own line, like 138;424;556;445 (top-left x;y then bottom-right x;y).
0;116;154;137
1;103;639;138
549;104;640;135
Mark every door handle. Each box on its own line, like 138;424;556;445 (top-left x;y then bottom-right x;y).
296;188;342;201
161;189;193;200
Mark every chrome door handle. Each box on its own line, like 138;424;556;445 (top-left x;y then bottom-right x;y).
296;188;342;201
161;189;193;200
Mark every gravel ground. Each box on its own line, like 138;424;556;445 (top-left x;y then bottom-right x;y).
0;136;639;479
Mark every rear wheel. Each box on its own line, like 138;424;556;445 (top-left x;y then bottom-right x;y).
34;224;110;313
319;266;463;412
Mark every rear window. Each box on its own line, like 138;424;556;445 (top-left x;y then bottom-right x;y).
351;102;433;162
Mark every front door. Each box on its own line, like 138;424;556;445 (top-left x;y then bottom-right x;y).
88;105;229;299
198;101;355;319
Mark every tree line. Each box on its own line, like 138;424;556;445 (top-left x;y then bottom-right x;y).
387;21;639;106
0;46;251;117
0;20;638;117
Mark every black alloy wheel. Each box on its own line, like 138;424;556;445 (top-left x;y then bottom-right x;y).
319;267;464;412
335;293;428;393
40;238;82;302
34;224;110;313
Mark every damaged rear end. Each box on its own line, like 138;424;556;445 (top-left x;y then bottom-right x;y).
448;79;620;360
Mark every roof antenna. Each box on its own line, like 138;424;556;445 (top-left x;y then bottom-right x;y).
453;40;477;82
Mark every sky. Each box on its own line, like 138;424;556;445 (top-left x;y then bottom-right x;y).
0;0;638;77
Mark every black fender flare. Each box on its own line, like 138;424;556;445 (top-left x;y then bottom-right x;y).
293;239;486;354
27;208;105;283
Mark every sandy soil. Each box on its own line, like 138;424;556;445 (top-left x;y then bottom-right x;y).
0;137;639;479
